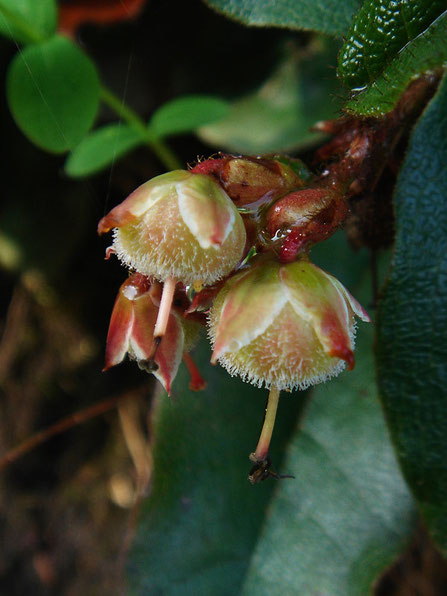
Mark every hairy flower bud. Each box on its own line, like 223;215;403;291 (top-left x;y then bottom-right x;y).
98;170;246;285
208;257;370;390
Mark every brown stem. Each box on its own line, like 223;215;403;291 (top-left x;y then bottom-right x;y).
0;388;145;472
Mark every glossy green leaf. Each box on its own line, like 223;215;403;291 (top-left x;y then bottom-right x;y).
0;0;57;44
376;73;447;552
344;10;447;116
338;0;446;90
128;341;306;594
203;0;361;36
198;41;343;154
7;36;100;153
148;95;230;139
242;323;415;595
65;124;142;178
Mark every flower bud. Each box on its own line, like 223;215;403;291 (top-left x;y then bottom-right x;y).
208;257;370;390
104;273;183;394
218;156;305;207
98;170;246;285
191;155;308;208
266;188;348;262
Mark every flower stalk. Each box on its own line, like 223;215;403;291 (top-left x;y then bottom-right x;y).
248;386;294;485
154;277;177;339
253;385;280;463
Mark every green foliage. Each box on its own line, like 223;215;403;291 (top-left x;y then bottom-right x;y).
376;73;447;553
204;0;361;36
65;124;142;178
243;326;415;595
338;0;446;89
148;95;230;138
198;40;342;154
7;36;100;153
66;95;230;177
344;10;447;116
0;0;57;44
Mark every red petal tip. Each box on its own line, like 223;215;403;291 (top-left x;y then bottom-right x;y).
330;346;355;370
105;246;115;260
97;217;111;235
102;359;114;373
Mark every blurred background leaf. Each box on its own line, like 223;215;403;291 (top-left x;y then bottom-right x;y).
376;73;447;553
203;0;361;36
65;123;142;178
0;0;57;44
198;39;343;154
148;94;230;139
7;35;99;153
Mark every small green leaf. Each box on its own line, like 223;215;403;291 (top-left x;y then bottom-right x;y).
376;73;447;552
7;36;100;153
343;10;447;116
65;124;142;178
198;40;343;154
204;0;361;36
242;307;415;595
0;0;57;44
128;341;306;594
148;95;230;139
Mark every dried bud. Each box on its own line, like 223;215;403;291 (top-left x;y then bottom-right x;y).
104;273;183;394
192;155;307;208
98;170;246;285
209;257;370;390
218;156;305;207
